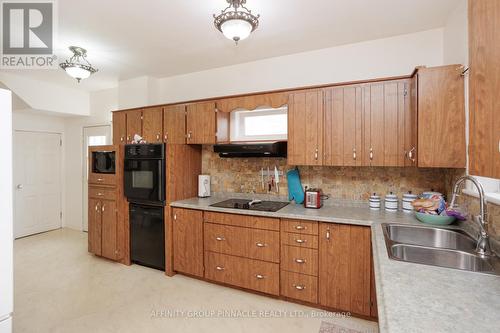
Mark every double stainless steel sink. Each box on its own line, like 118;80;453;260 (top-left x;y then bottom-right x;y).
383;224;500;275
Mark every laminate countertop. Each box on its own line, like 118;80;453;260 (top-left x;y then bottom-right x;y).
171;195;500;333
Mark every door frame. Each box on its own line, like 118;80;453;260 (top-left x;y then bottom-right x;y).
13;130;64;238
81;124;112;232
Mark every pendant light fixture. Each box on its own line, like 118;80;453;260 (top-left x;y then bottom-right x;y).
59;46;98;83
214;0;260;44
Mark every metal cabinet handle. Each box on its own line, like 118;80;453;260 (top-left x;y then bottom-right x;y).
408;147;416;163
173;214;177;221
97;192;103;196
255;242;267;247
294;258;306;264
215;236;225;241
314;148;319;160
101;204;105;212
353;148;357;160
127;135;131;142
369;148;374;161
95;204;99;212
255;274;265;279
295;239;307;244
97;178;103;182
293;284;306;290
326;229;331;240
120;136;124;142
156;133;160;141
187;131;192;139
295;225;306;230
164;133;168;143
216;266;225;271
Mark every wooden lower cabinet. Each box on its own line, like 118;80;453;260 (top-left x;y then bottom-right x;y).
318;223;372;317
88;189;119;261
88;198;102;256
281;270;318;304
205;251;280;296
172;208;204;277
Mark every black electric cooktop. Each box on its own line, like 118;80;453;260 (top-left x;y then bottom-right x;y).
210;199;289;212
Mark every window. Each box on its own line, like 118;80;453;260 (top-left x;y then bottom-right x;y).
463;175;500;205
230;106;288;141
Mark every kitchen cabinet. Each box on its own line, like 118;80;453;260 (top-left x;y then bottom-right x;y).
126;110;143;143
406;75;418;166
324;85;363;166
469;0;500;178
88;188;119;261
288;90;323;165
172;208;204;277
112;112;127;145
318;223;372;317
416;65;466;168
142;107;163;143
186;102;229;144
163;105;186;144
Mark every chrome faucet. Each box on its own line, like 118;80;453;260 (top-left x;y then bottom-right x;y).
450;175;492;257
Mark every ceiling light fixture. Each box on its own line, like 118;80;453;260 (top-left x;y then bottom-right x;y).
214;0;260;44
59;46;98;83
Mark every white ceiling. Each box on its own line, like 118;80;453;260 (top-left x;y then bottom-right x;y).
2;0;460;91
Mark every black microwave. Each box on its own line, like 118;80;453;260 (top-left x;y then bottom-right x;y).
92;151;116;174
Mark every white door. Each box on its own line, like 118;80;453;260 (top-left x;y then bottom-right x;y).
14;131;62;238
82;126;111;231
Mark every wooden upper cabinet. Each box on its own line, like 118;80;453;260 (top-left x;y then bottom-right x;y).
406;75;419;166
126;110;143;143
142;107;163;143
164;105;186;144
469;0;500;178
186;102;229;144
416;65;466;168
324;85;362;166
112;112;127;145
288;90;323;166
172;208;204;277
318;223;371;316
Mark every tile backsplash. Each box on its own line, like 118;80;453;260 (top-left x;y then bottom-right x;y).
202;146;458;200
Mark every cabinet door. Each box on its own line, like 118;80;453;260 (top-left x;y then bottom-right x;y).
469;0;500;178
363;83;385;166
417;66;466;168
186;102;216;144
288;91;323;165
126;110;142;143
112;112;127;145
164;105;186;144
319;223;371;316
406;76;418;166
100;199;117;260
88;198;102;256
172;208;204;277
142;107;163;143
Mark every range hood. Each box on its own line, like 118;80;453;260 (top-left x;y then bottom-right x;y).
213;142;287;158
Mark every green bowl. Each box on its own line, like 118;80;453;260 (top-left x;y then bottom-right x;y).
415;212;456;226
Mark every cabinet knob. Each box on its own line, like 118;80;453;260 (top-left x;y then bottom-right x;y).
294;258;306;264
215;236;225;241
353;148;357;160
293;284;306;291
369;148;374;161
97;193;103;196
295;239;307;244
120;137;124;142
156;133;160;141
255;274;265;280
295;225;306;230
101;204;105;212
314;148;319;160
97;178;103;182
255;242;267;248
173;214;177;221
326;229;331;240
164;133;168;143
215;266;225;271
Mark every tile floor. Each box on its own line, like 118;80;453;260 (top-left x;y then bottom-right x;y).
14;228;379;333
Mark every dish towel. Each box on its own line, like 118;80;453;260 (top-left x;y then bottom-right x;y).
286;167;304;204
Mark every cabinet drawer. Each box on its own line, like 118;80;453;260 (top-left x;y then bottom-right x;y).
280;271;318;304
281;219;318;235
204;212;279;231
281;245;318;276
88;173;116;186
204;223;280;263
281;232;318;249
205;252;279;296
89;186;116;200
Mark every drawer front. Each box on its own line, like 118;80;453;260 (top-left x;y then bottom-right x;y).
89;173;116;186
281;271;318;304
204;223;280;263
281;232;318;249
204;212;279;231
205;252;279;295
281;219;318;235
89;186;116;200
281;245;318;276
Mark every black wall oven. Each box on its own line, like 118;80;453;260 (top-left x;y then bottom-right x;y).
124;144;165;205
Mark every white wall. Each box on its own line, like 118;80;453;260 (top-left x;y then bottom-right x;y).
155;28;444;104
64;87;118;230
443;0;468;65
0;88;13;327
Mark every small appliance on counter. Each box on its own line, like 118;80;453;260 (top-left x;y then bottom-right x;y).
304;187;324;209
198;175;211;198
